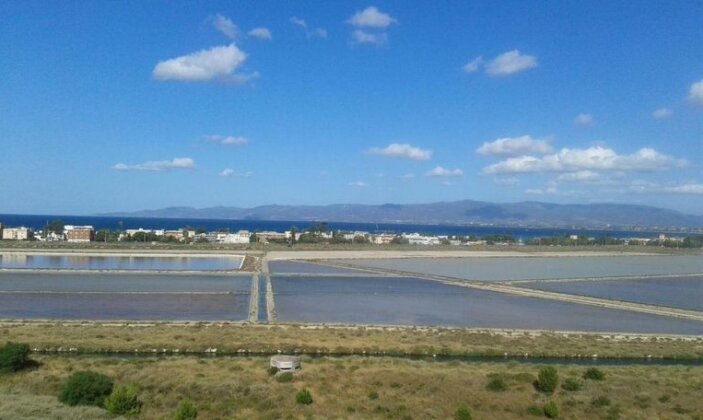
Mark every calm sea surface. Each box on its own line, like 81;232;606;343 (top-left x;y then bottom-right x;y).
0;254;243;271
340;255;703;281
271;276;703;334
520;276;703;312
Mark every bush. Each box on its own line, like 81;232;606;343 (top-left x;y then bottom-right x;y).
59;371;113;407
104;382;142;415
526;405;543;416
486;377;507;392
267;366;279;376
0;342;31;373
296;388;313;405
561;377;583;391
543;400;559;418
368;391;379;400
454;404;472;420
591;396;611;407
174;400;198;420
276;372;294;383
535;367;559;393
583;367;605;381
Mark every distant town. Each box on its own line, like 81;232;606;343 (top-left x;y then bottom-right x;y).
1;219;702;248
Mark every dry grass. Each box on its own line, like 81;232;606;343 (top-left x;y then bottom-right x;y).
1;354;703;419
2;322;703;360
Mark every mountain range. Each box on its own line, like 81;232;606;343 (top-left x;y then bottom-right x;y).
98;200;703;230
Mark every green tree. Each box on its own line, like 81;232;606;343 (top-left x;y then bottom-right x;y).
59;371;113;407
0;342;31;373
105;382;142;415
535;367;559;393
43;219;65;235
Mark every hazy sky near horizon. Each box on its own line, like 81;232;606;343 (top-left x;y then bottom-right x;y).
1;1;702;215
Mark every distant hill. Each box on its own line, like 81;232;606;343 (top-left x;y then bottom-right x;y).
98;200;703;230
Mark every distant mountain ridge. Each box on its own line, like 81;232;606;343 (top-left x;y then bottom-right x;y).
98;200;703;230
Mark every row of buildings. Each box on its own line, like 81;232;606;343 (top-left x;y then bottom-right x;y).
0;224;94;242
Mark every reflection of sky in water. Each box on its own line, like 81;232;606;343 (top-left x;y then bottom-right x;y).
521;276;703;312
0;293;249;321
0;255;243;270
339;256;703;281
0;272;251;293
269;260;374;275
273;276;703;334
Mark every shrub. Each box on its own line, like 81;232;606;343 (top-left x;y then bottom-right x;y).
526;405;543;416
174;400;198;420
296;388;313;405
583;367;605;381
276;372;294;383
543;400;559;418
0;342;31;373
486;377;507;392
454;404;472;420
591;396;611;407
104;382;142;415
561;377;583;392
368;391;379;400
535;367;559;393
267;366;279;376
59;371;113;407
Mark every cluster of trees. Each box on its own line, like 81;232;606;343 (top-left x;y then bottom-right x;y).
525;235;625;246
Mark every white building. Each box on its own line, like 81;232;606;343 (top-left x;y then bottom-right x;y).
404;233;441;246
219;230;251;244
2;227;33;240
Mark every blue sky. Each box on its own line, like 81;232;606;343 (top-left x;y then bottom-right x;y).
1;1;702;215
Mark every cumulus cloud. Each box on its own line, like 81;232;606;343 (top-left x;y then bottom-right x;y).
367;143;432;160
211;14;238;39
112;158;195;172
248;27;272;40
526;186;559;195
347;6;397;28
652;108;673;119
573;113;595;126
483;146;686;175
425;166;464;177
153;44;254;83
220;169;253;178
206;135;249;146
462;56;483;73
219;168;234;177
476;135;553;156
556;170;601;183
348;181;368;187
351;29;387;45
688;79;703;106
485;50;538;76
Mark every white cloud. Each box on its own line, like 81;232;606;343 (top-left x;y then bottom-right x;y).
347;6;397;28
483;146;686;175
290;17;326;39
493;177;520;186
476;135;553;156
652;108;673;119
367;143;432;160
485;50;538;77
426;166;464;177
556;170;600;183
248;27;272;40
526;186;559;195
152;44;252;83
573;113;595;126
211;14;238;39
348;181;368;187
399;173;416;179
462;56;483;73
220;168;253;178
688;79;703;106
112;158;195;172
351;29;387;46
206;135;249;146
663;183;703;194
219;168;234;177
